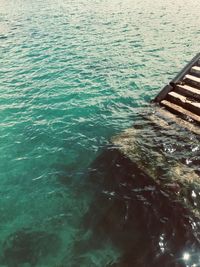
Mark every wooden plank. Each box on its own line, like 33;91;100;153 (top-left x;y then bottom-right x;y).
175;84;200;100
167;91;200;115
161;99;200;123
184;74;200;88
191;66;200;76
185;74;200;83
154;107;200;135
169;91;200;107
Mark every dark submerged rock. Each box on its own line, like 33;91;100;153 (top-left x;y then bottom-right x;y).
2;228;61;267
74;147;200;267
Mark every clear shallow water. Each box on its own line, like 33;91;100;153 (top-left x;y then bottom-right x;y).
0;0;200;266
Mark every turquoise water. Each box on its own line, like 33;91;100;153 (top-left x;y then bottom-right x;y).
0;0;200;266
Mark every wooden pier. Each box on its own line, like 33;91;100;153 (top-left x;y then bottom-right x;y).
111;53;200;217
154;53;200;129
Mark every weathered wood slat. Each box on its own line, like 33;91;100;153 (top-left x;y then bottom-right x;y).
184;74;200;88
175;84;200;100
161;99;200;123
166;91;200;115
154;53;200;133
191;66;200;76
154;107;200;135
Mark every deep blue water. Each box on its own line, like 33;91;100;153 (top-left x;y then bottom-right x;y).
0;0;200;266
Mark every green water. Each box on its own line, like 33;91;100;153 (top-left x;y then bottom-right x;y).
0;0;200;266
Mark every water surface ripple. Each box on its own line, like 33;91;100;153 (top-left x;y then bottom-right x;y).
0;0;200;266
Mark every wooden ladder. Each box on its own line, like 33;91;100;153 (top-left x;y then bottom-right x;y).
154;53;200;131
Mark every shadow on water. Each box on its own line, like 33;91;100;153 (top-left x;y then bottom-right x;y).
0;228;61;267
2;125;199;266
71;147;200;267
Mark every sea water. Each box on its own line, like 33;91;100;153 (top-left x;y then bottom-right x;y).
0;0;200;266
